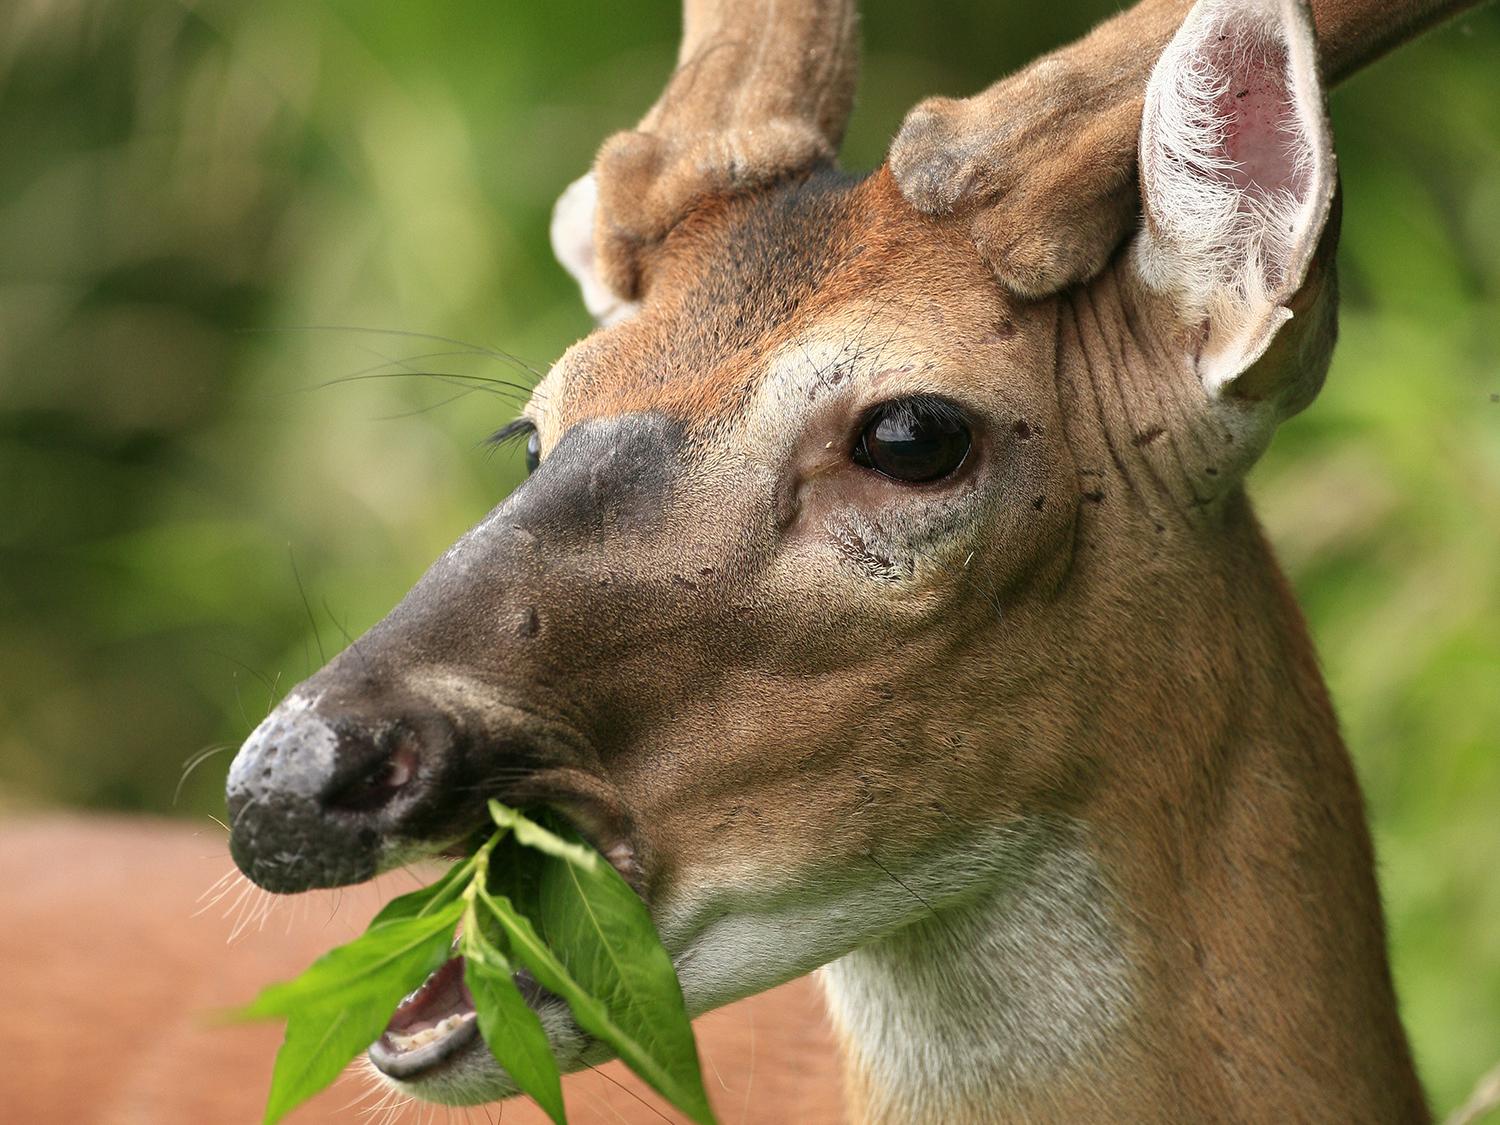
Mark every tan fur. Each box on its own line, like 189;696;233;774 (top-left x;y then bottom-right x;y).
514;161;1426;1120
888;0;1482;297
510;4;1445;1116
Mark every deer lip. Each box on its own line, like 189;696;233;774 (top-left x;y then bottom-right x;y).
369;957;479;1080
543;795;645;894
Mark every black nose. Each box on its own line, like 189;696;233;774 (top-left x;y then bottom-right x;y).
226;694;456;893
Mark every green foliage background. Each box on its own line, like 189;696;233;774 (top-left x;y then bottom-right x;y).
0;0;1495;1112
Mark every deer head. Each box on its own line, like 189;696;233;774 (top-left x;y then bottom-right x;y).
226;0;1437;1119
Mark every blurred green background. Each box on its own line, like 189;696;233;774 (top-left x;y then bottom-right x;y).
0;0;1495;1112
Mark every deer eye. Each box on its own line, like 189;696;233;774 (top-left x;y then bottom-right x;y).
852;397;971;483
524;428;541;474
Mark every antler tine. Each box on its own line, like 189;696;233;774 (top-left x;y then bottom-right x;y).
592;0;860;300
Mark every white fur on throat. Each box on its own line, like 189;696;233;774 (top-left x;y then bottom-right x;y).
820;821;1133;1122
1133;0;1334;395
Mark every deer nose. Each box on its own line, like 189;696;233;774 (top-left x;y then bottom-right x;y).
225;695;456;893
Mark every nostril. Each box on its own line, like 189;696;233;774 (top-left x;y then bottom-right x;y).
325;729;422;814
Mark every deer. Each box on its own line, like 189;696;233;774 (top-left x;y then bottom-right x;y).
58;0;1478;1121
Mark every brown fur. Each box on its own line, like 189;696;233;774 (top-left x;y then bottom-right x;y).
591;0;859;300
552;166;995;427
525;158;1428;1120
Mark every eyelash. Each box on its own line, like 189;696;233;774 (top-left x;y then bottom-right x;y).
484;419;534;451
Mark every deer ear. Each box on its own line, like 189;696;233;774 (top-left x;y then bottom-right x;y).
550;173;639;327
1132;0;1336;409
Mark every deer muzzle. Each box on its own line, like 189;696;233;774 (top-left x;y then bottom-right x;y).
224;412;710;895
224;682;475;892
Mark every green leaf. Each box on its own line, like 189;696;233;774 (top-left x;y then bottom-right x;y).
261;1007;376;1125
462;923;567;1125
488;799;601;872
368;858;473;927
477;881;717;1125
235;809;715;1125
237;901;463;1020
535;835;716;1125
253;900;462;1123
240;900;459;1125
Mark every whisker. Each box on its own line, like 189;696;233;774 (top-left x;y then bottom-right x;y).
702;1033;731;1092
254;886;283;934
323;598;356;649
335;1068;387;1114
583;1062;673;1124
286;889;306;936
264;669;285;719
174;743;234;806
232;673;254;736
195;865;241;910
739;1016;757;1125
208;651;280;699
229;882;271;943
865;850;940;923
331;348;531;384
222;878;256;941
289;545;327;667
319;368;538;403
358;1078;406;1124
263;324;546;379
375;384;493;420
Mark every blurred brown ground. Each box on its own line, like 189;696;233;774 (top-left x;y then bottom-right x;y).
2;815;843;1124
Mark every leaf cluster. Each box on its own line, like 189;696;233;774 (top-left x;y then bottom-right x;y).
235;801;716;1125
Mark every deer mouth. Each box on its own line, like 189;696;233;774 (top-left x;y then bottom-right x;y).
368;806;641;1084
369;957;555;1081
368;956;480;1079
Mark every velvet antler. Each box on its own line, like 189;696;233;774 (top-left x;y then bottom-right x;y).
589;0;860;302
888;0;1485;298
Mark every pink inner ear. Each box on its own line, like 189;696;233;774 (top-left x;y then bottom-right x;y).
1136;2;1332;390
1211;35;1308;205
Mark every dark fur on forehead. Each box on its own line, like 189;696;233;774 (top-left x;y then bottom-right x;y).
559;168;872;423
644;165;869;363
557;165;1002;427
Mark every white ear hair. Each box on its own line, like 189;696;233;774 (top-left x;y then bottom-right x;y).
1133;0;1335;395
550;173;640;327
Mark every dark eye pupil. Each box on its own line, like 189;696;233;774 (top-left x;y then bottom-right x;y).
854;398;970;483
524;429;541;473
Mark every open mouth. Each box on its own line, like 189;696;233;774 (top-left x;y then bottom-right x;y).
369;956;552;1081
367;801;641;1083
368;956;480;1080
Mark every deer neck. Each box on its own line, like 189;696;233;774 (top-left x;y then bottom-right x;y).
821;287;1428;1120
821;536;1425;1122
